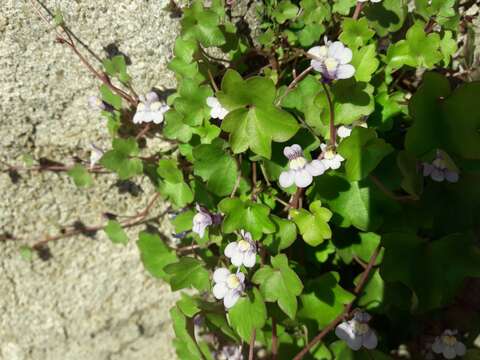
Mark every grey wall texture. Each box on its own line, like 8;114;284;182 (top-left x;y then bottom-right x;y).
0;1;181;359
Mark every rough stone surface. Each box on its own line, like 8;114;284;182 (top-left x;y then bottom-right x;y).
0;0;181;359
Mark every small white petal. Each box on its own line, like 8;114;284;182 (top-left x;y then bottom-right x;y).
213;268;230;284
294;168;313;188
329;156;343;170
346;336;363;351
306;160;326;177
362;331;378;350
455;342;466;356
335;322;356;342
311;59;324;73
213;283;228;299
224;290;240;309
443;346;457;359
432;338;443;354
320;143;327;151
279;170;295;188
236;272;245;284
307;46;328;59
336;64;356;79
151;112;165;124
335;46;353;65
243;251;256;268
146;91;159;103
431;169;445;182
231;251;244;267
337;125;352;139
328;42;346;59
224;242;238;258
133;111;146;124
445;171;459;183
354;311;371;322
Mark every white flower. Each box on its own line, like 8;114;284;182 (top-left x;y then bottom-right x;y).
192;204;213;238
337;121;368;140
358;0;382;3
279;144;326;188
207;96;229;120
224;230;257;268
432;329;466;359
212;268;245;309
308;40;355;81
88;95;107;111
133;91;170;125
422;150;459;183
335;311;378;351
320;143;344;170
217;345;243;360
89;144;104;169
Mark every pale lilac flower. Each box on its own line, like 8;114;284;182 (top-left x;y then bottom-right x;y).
206;96;229;120
335;311;378;351
89;144;104;169
308;39;355;81
88;96;107;111
133;92;169;124
320;143;344;170
216;344;243;360
432;330;466;359
224;230;257;268
192;204;213;238
279;144;326;188
422;150;459;183
212;268;245;309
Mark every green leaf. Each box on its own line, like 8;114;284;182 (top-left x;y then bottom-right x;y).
19;246;33;261
354;269;384;310
218;198;275;239
100;138;143;180
67;164;93;188
172;210;195;233
440;31;457;66
381;232;480;311
218;70;299;158
174;79;212;126
397;150;423;197
193;138;238;196
263;215;297;253
332;0;357;15
137;231;178;280
364;0;407;36
164;257;210;291
163;111;194;143
103;55;131;83
252;254;303;319
104;220;128;245
272;0;299;24
290;200;332;246
177;293;201;318
181;1;226;47
298;272;354;327
174;37;199;63
158;180;194;208
406;72;480;159
157;159;183;183
228;288;267;342
170;307;204;360
351;44;379;83
339;18;375;50
338;127;393;181
100;84;122;110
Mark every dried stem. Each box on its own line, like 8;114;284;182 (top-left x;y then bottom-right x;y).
0;160;110;174
292;245;382;360
248;328;256;360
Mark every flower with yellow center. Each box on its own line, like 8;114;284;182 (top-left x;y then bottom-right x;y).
224;230;257;268
279;144;326;188
207;96;229;120
308;40;355;81
422;149;459;183
320;143;344;170
133;91;169;124
432;329;466;359
335;311;378;351
212;268;245;309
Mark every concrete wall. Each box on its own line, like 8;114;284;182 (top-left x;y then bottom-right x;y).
0;1;181;359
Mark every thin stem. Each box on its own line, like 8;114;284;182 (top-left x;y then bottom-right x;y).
0;160;110;174
292;245;382;360
369;175;417;202
208;69;219;92
259;163;271;187
289;188;305;209
272;317;278;360
251;162;257;200
230;155;242;198
321;81;336;148
248;329;256;360
274;196;291;208
276;65;313;105
136;123;151;140
352;2;364;20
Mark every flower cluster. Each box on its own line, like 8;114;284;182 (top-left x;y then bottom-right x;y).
133;91;170;124
335;311;378;351
207;96;229;120
279;144;326;188
308;39;355;81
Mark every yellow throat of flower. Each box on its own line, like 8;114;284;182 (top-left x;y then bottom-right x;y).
442;335;457;347
324;57;338;72
289;156;307;170
238;239;251;252
324;149;336;160
227;274;240;289
352;321;370;335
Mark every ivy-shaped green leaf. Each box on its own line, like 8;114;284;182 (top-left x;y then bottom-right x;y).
104;220;128;245
181;0;226;47
339;18;375;50
228;288;267;342
290;200;332;246
137;231;178;280
67;164;93;188
164;257;210;291
252;254;303;319
100;138;143;180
